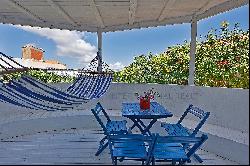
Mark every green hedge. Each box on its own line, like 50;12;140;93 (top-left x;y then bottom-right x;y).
114;22;249;89
0;69;76;83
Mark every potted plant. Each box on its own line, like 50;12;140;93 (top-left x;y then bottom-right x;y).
135;88;160;110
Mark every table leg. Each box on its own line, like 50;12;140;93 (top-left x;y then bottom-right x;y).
137;119;147;128
129;118;158;136
130;123;137;130
137;119;152;136
141;119;157;135
129;118;146;134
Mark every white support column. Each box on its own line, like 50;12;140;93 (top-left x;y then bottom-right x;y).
129;0;137;25
97;30;102;72
188;18;197;86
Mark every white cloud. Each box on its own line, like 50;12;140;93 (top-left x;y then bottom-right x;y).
15;25;97;64
109;62;125;71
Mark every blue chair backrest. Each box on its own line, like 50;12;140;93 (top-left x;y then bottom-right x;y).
177;104;210;136
91;102;111;135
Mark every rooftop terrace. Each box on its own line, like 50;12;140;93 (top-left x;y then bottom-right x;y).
0;109;239;165
0;82;249;165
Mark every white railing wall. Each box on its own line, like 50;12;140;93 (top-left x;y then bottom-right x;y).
97;83;249;132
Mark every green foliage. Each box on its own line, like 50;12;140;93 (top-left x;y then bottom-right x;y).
28;70;76;83
114;22;249;89
114;44;190;85
0;69;76;83
195;22;249;88
0;72;22;83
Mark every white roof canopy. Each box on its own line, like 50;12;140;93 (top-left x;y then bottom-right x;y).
0;0;248;32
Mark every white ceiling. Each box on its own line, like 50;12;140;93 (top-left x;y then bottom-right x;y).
0;0;248;32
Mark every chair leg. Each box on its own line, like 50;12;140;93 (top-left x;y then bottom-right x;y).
112;157;117;165
152;158;155;165
185;144;203;163
118;157;125;162
193;153;203;163
95;142;109;156
95;136;108;156
178;160;184;165
100;136;108;144
172;160;176;165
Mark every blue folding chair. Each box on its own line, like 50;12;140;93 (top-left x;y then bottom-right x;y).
91;102;128;156
107;133;208;165
150;134;208;165
108;134;154;165
161;104;210;162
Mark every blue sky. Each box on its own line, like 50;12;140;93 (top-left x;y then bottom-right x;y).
0;4;249;70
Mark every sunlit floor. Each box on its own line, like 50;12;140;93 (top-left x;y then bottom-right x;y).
0;128;238;165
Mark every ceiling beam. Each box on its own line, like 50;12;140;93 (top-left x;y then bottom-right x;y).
89;0;105;28
7;0;44;22
103;14;192;32
129;0;137;25
46;0;78;27
158;0;176;21
192;0;213;18
196;0;249;21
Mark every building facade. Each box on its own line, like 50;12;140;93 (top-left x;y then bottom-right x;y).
14;44;67;70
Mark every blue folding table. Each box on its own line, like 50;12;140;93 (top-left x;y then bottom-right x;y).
122;102;173;136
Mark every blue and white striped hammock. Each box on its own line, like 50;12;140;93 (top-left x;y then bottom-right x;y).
0;52;113;111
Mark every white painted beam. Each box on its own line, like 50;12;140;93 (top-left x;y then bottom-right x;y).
7;0;44;22
196;0;249;21
158;0;176;21
46;0;78;27
194;0;213;16
129;0;137;25
90;0;105;28
188;18;197;86
97;30;102;72
103;14;192;32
